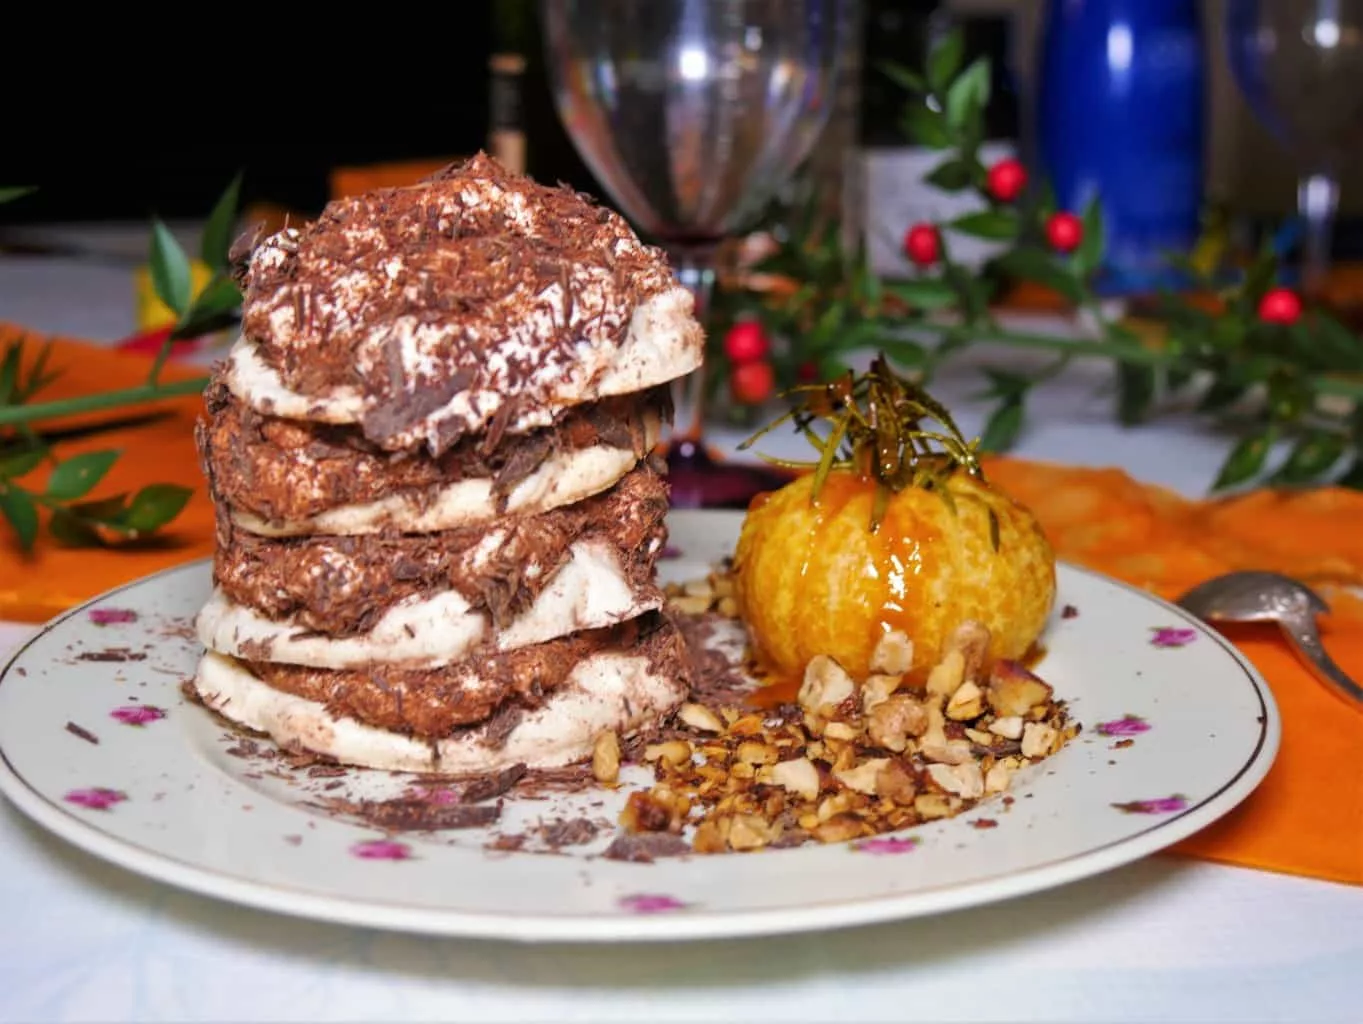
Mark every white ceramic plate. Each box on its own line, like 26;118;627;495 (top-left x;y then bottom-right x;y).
0;510;1279;943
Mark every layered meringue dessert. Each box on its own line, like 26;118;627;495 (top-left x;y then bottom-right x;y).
191;154;703;774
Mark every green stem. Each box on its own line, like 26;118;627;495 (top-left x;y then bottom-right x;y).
912;321;1363;401
0;376;209;427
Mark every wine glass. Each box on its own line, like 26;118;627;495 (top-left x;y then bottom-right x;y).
539;0;855;507
1225;0;1363;294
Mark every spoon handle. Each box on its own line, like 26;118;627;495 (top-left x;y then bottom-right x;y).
1282;615;1363;708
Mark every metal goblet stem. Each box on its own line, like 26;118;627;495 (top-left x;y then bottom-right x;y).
1225;0;1363;294
540;0;854;505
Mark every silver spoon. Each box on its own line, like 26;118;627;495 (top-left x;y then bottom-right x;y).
1175;570;1363;708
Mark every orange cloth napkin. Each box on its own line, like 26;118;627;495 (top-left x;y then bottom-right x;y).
0;327;216;620
0;327;1359;886
981;456;1363;886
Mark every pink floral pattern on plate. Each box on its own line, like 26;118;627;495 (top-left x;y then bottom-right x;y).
1112;795;1188;814
1150;627;1197;648
1097;714;1150;738
618;893;687;914
64;788;127;811
852;836;920;855
88;608;137;626
350;839;413;860
110;705;166;726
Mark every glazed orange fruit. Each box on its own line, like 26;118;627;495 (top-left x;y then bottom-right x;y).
733;469;1056;683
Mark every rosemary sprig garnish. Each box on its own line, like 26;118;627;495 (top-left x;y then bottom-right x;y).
739;353;988;534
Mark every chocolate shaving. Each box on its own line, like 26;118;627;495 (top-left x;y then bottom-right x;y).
315;796;503;832
459;763;527;803
77;649;147;663
602;832;691;863
65;722;99;745
539;817;600;848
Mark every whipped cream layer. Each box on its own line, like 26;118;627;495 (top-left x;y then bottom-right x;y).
229;154;703;454
197;537;663;669
192;619;689;774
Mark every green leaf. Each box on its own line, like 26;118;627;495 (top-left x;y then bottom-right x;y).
817;356;852;382
925;158;973;192
876;338;928;368
995;247;1084;303
947;209;1019;241
877;60;926;95
47;510;102;548
12;341;60;402
0;342;20;403
0;448;46;479
978;367;1032;400
0;488;38;550
149;220;193;316
1116;363;1156;425
0;186;37;204
900;104;952;149
1337;457;1363;490
119;484;193;533
200;173;243;269
68;493;131;524
175;274;242;339
1197;376;1250;413
978;398;1024;453
886;278;959;311
1072;194;1106;277
1268;430;1347;485
927;29;965;94
1165;365;1196;394
1213;427;1277;491
945;57;991;130
44;450;120;501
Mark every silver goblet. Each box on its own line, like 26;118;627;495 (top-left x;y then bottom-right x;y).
540;0;855;507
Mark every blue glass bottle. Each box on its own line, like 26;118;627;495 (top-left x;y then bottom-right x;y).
1036;0;1206;295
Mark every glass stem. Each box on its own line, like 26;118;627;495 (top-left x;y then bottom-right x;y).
1298;171;1340;297
667;248;717;444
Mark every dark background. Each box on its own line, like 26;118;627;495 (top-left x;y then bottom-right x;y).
2;5;599;225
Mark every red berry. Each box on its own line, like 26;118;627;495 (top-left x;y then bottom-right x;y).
903;223;941;267
986;158;1028;203
722;320;770;364
1046;212;1084;253
796;360;819;383
730;360;776;405
1258;287;1302;325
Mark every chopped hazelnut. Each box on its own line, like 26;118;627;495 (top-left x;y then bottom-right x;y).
870;630;915;676
945;680;985;720
862;673;902;712
927;762;985;799
799;655;856;712
591;730;620;784
1021;722;1060;759
644;740;693;767
947;620;992;682
987;660;1054;717
766;757;821;801
867;694;928;752
988;715;1025;740
926;648;965;698
875;759;918;804
835;757;890;796
678;703;725;734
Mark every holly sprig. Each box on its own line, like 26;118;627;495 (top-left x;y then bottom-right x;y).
715;29;1363;494
0;178;242;551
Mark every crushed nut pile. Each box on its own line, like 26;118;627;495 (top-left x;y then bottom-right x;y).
597;570;1080;854
661;562;739;619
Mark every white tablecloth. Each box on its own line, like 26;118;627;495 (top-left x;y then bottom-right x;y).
1;232;1360;1023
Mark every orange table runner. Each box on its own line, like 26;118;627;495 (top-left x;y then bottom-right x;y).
1;328;1360;886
